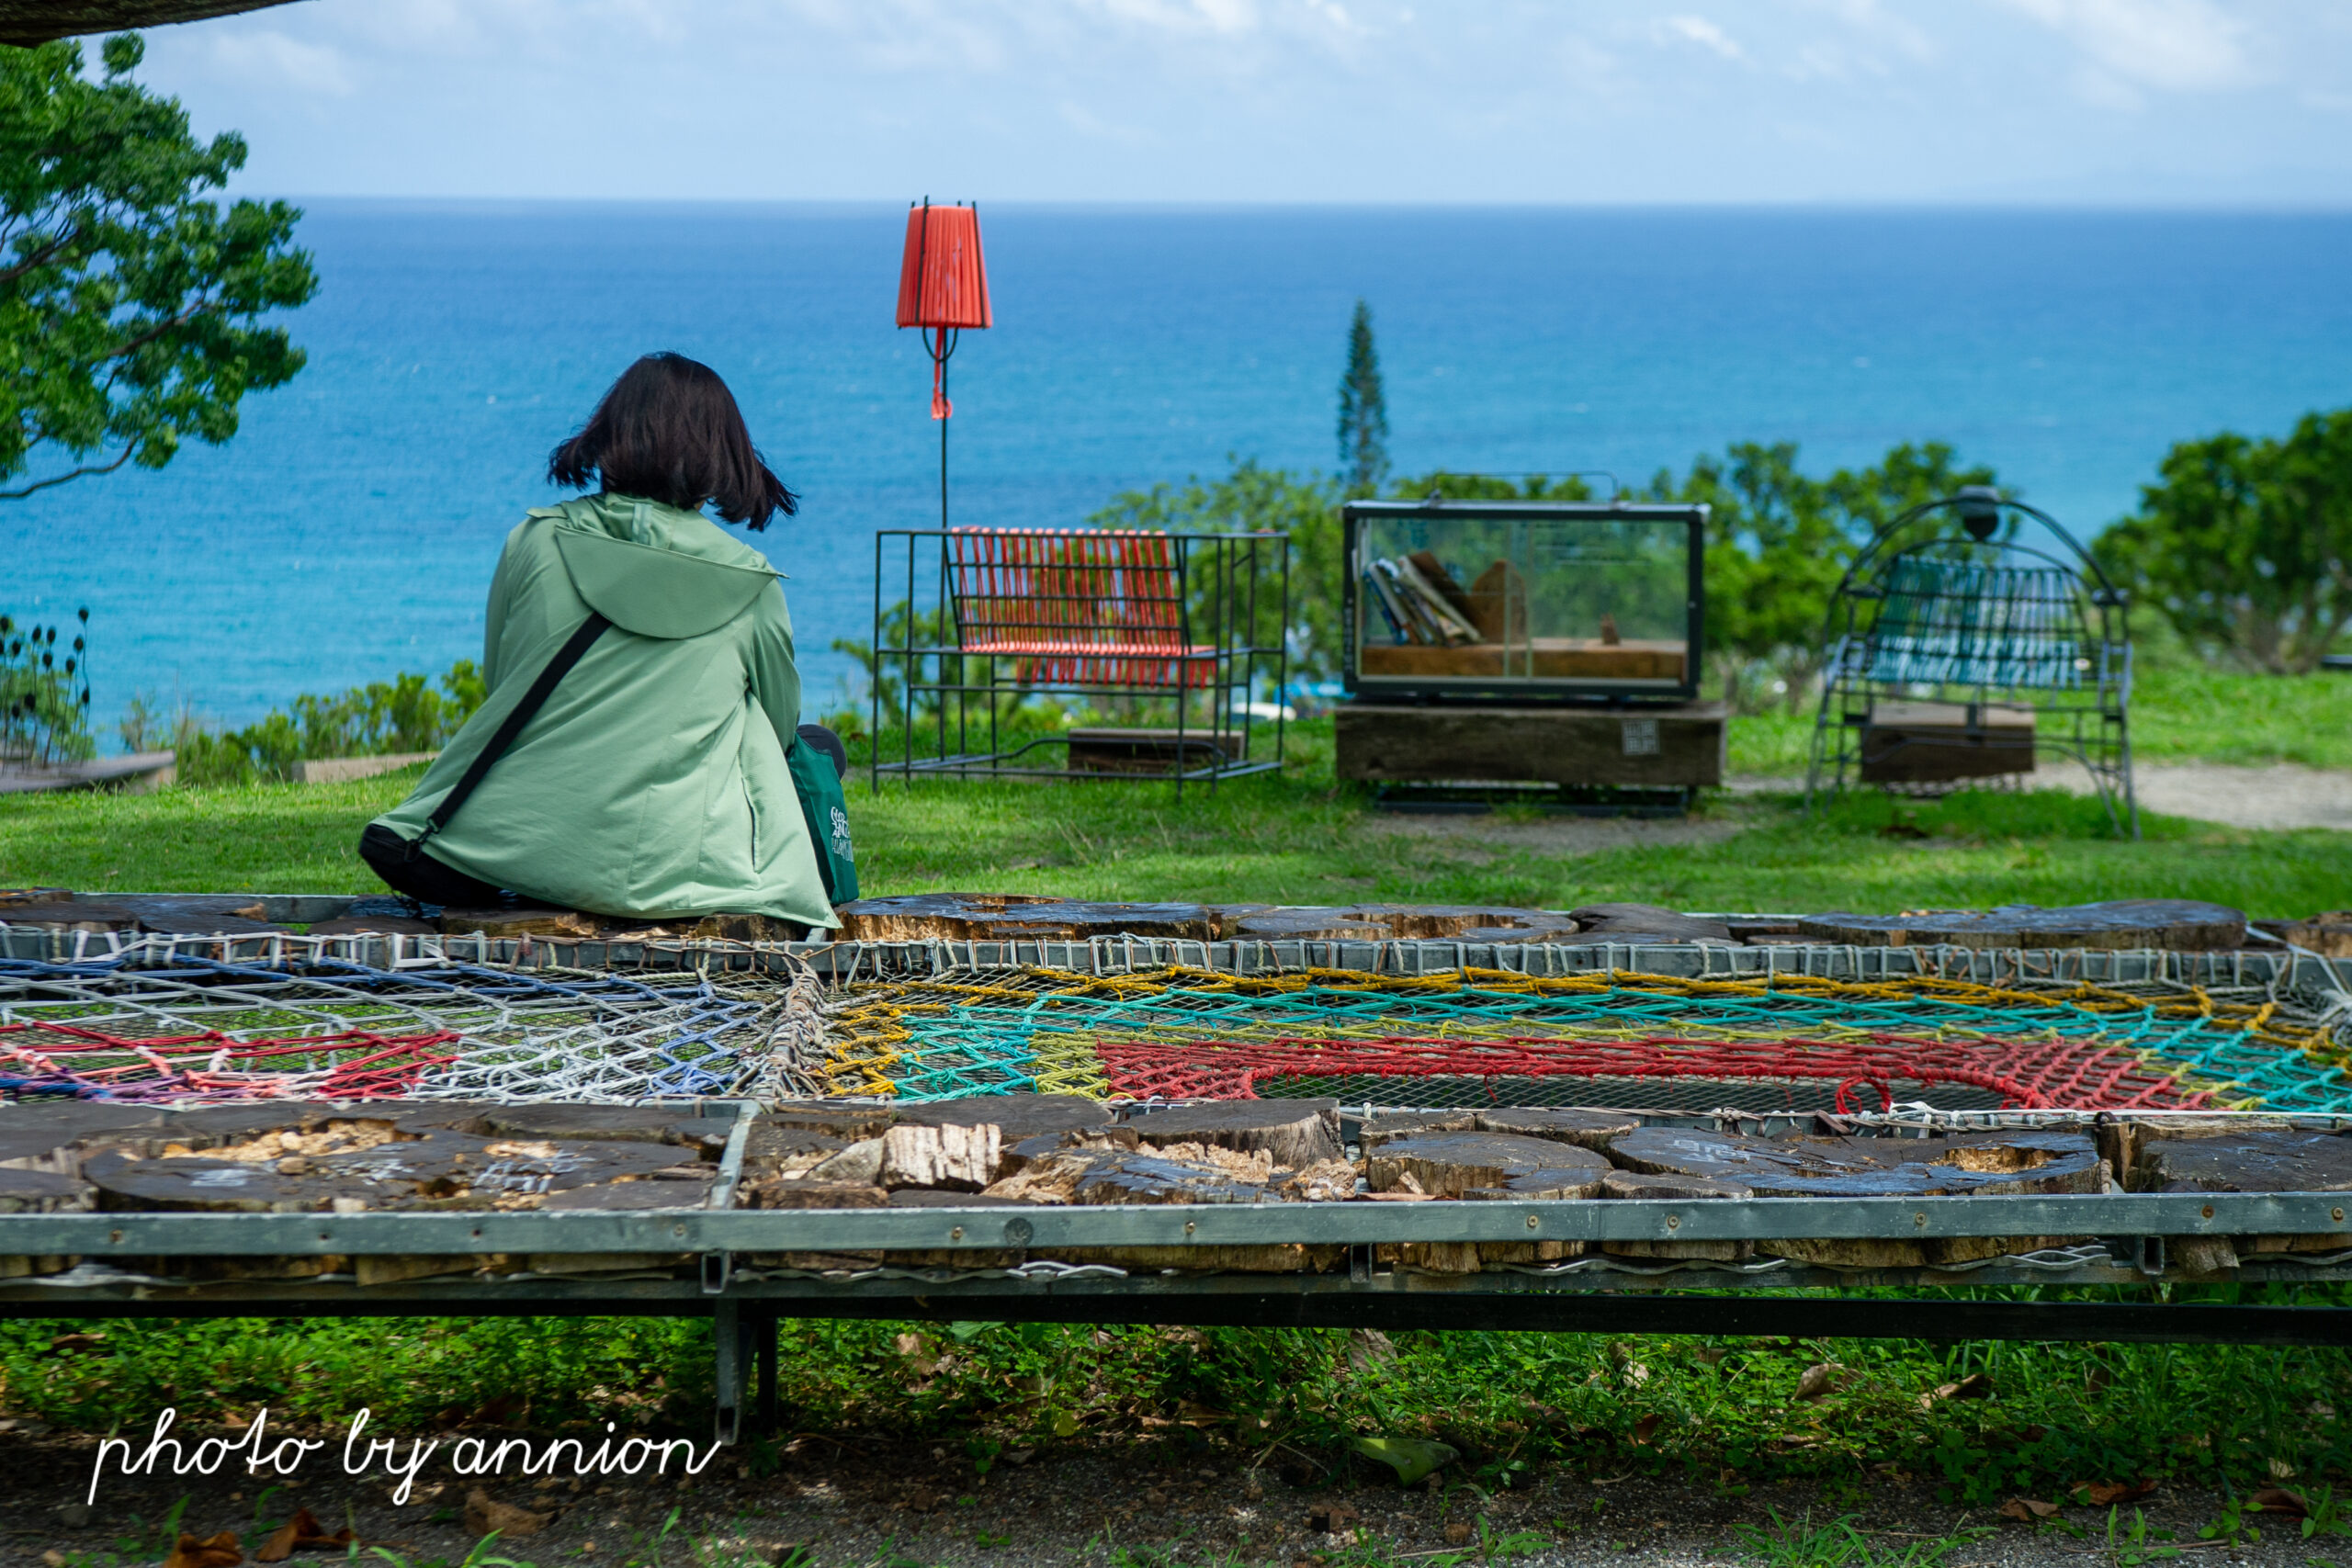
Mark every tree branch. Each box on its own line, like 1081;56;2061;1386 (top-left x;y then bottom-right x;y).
0;226;83;289
0;443;138;500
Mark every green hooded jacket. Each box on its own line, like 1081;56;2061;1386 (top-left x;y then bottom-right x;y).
371;493;839;927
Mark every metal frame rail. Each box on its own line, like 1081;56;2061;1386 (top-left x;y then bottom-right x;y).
6;1193;2349;1441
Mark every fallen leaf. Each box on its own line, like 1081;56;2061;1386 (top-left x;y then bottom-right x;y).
1345;1328;1396;1373
1630;1415;1661;1445
255;1506;358;1561
1936;1373;1994;1402
1349;1436;1457;1487
1999;1497;2061;1523
2250;1487;2310;1518
2077;1481;2157;1507
1792;1362;1849;1402
2267;1458;2299;1481
163;1532;243;1568
1308;1503;1360;1533
460;1489;549;1540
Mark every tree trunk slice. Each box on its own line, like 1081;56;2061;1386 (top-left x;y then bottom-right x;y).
0;1168;91;1213
664;1120;736;1161
898;1093;1112;1140
1068;1151;1269;1206
309;914;441;937
525;1250;695;1276
876;1191;1029;1268
0;1128;100;1176
538;1180;709;1211
879;1122;1002;1191
1369;1132;1610;1197
473;1105;694;1144
439;906;599;939
1126;1100;1342;1168
1795;899;2247;952
887;1190;1029;1208
1359;1111;1479;1149
1336;906;1583;943
354;1255;503;1287
1228;912;1395;942
1566;904;1732;942
745;1179;889;1210
1205;905;1277;938
1000;1128;1140;1177
834;894;1214;943
2262;912;2352;958
2170;1235;2240;1277
1609;1129;2099;1269
0;1100;166;1139
145;1254;353;1283
1054;1244;1346;1273
743;1126;850;1179
762;1100;900;1140
310;1131;691;1201
2133;1128;2352;1192
1607;1128;2100;1198
1476;1109;1643;1151
1597;1169;1754;1259
86;1152;378;1213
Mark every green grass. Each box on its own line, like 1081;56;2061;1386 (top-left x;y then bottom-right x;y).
1723;667;2352;776
6;724;2347;915
5;1299;2349;1508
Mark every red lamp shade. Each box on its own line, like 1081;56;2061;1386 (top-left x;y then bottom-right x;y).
896;201;992;331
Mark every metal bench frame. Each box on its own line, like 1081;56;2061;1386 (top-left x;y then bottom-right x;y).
1806;493;2137;837
868;527;1288;795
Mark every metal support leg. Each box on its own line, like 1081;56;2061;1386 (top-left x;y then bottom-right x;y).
755;1308;780;1437
713;1297;749;1446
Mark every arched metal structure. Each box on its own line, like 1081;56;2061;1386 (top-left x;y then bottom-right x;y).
1805;489;2137;838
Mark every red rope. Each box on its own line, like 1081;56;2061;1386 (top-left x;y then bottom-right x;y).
1093;1032;2207;1111
0;1021;463;1101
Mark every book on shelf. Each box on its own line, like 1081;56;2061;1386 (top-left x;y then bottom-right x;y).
1385;556;1479;646
1363;562;1422;644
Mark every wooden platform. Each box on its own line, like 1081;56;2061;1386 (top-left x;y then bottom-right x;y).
1859;701;2036;784
1359;638;1687;683
1336;702;1727;788
1064;728;1242;775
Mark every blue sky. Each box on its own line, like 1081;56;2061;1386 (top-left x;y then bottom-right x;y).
124;1;2352;204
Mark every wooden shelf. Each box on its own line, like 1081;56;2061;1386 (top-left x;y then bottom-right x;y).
1359;638;1687;683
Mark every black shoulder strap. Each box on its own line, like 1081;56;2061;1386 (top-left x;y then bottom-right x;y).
405;612;610;861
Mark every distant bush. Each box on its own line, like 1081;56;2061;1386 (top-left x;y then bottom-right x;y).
2097;407;2352;674
160;661;486;787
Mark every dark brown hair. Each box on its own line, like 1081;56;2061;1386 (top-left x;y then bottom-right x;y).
548;353;797;529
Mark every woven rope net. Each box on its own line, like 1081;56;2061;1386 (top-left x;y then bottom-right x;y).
820;964;2351;1114
0;952;829;1104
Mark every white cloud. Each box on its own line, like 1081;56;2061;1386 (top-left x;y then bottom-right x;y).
1997;0;2256;92
205;29;353;96
1655;14;1746;62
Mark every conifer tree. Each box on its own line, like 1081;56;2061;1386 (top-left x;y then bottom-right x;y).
1336;299;1389;497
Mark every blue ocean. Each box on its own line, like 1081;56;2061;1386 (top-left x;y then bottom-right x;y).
7;203;2351;736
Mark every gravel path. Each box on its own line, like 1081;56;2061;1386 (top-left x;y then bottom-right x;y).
3;1430;2328;1568
1729;762;2352;833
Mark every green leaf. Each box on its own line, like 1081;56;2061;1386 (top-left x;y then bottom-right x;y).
1350;1435;1459;1486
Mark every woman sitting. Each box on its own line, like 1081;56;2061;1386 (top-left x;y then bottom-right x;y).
360;352;838;931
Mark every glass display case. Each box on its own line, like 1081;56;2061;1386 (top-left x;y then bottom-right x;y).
1342;500;1707;702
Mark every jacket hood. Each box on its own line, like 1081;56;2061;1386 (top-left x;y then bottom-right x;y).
537;494;782;639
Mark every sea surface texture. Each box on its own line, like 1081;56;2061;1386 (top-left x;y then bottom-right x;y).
6;203;2349;733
